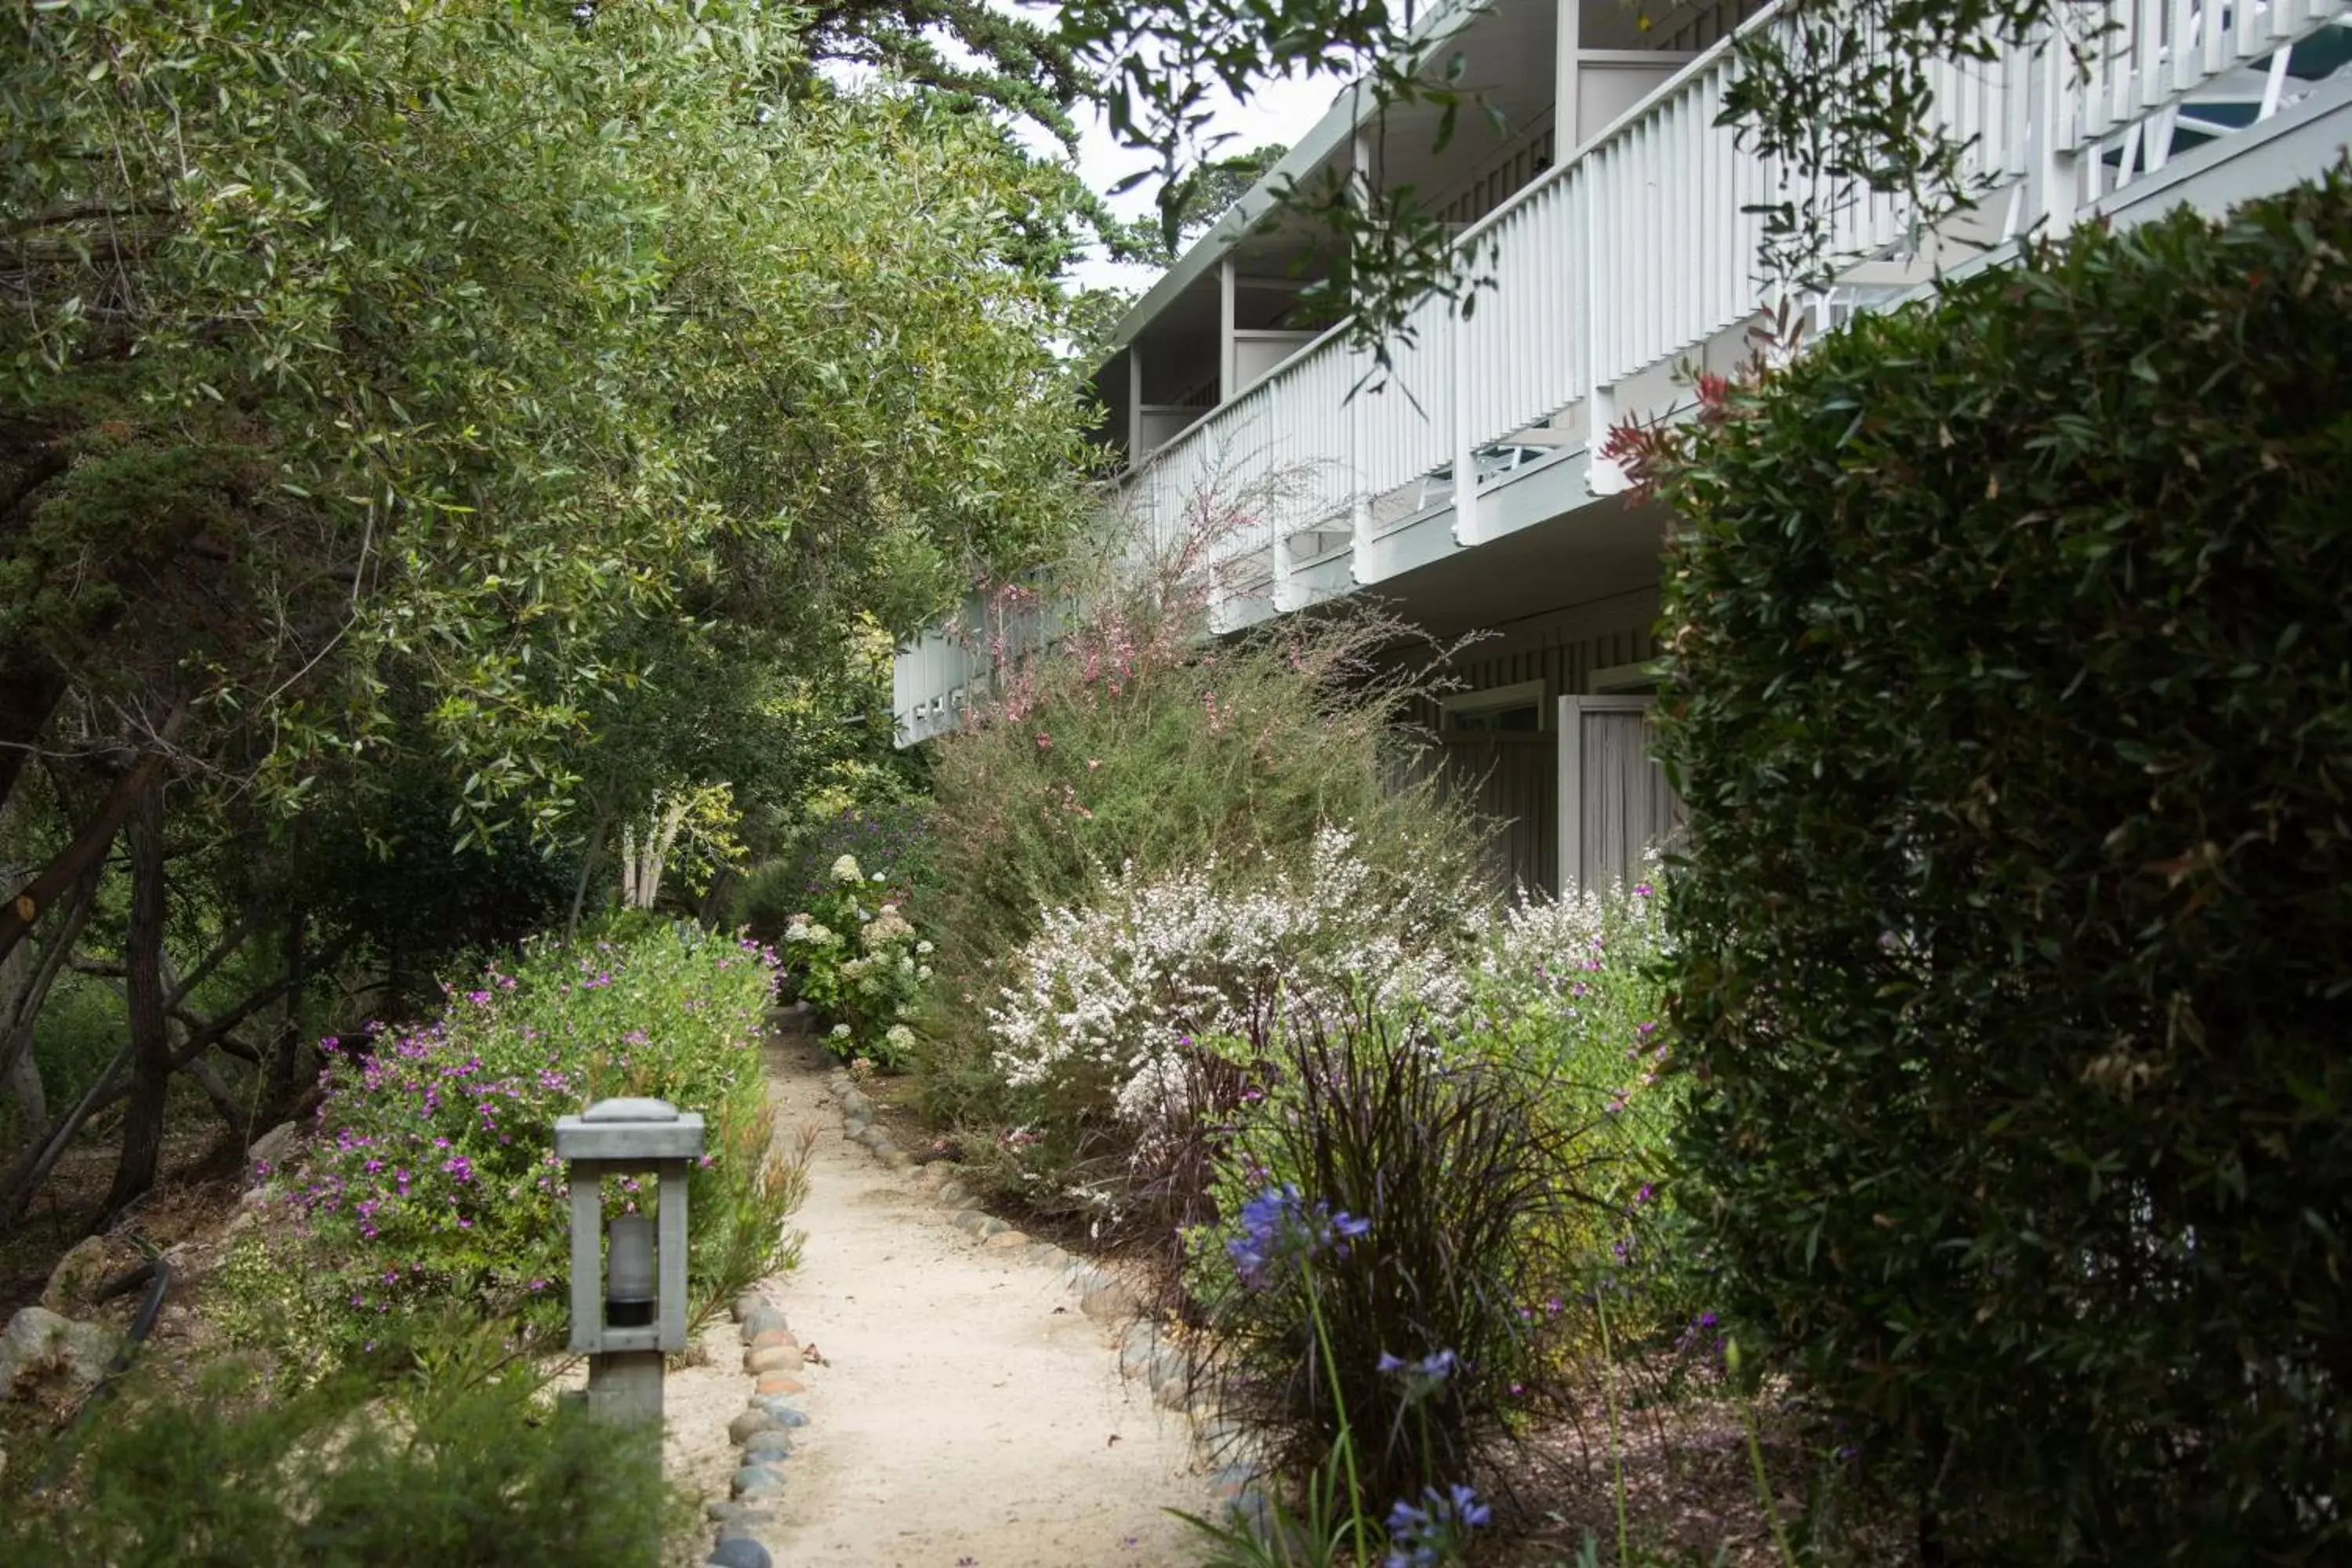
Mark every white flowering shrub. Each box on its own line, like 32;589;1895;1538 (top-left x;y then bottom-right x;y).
986;826;1475;1149
782;853;931;1065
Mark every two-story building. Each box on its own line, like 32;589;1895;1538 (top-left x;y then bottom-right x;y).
898;0;2352;893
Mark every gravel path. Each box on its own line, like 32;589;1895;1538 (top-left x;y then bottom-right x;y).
696;1027;1214;1568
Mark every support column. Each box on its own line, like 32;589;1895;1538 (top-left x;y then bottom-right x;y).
1555;0;1582;154
1348;130;1377;584
1126;345;1145;469
1450;303;1483;544
1218;257;1237;404
2037;27;2080;234
1584;172;1626;496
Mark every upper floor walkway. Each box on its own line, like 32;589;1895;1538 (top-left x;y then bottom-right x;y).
898;0;2352;742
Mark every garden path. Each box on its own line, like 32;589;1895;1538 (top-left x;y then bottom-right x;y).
700;1027;1213;1567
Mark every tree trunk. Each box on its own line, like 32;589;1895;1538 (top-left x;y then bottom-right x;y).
569;800;614;940
5;1048;43;1135
95;775;170;1228
0;701;189;971
267;906;307;1106
0;652;67;826
0;859;103;1144
182;1054;245;1133
0;1042;129;1225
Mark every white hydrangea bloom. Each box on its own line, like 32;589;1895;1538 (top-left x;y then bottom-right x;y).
829;854;863;884
862;909;915;949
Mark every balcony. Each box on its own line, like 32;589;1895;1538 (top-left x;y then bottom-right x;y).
897;0;2352;742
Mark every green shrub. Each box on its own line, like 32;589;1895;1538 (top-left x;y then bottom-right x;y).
257;923;795;1359
732;798;940;948
920;524;1483;1129
1635;171;2352;1556
3;1359;691;1566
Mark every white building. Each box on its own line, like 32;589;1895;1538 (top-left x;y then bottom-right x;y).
899;0;2352;892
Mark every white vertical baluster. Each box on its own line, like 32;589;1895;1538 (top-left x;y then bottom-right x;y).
1584;166;1624;495
2170;0;2200;95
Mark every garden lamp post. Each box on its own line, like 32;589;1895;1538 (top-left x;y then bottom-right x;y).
556;1096;704;1425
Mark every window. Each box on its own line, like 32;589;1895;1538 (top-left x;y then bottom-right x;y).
1439;679;1547;735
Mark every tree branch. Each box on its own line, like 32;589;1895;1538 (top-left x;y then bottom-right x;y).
0;702;191;971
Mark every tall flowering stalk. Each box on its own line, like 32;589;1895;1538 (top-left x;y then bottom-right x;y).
1225;1183;1376;1565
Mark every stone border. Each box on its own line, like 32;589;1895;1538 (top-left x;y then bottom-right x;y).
826;1063;1265;1512
700;1283;812;1568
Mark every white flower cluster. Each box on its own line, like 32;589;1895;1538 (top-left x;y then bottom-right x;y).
829;854;863;884
1473;885;1611;998
783;917;837;946
862;907;915;950
985;826;1473;1127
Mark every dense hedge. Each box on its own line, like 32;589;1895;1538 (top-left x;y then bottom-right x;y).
1647;172;2352;1557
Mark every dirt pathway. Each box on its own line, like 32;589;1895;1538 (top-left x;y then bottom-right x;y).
684;1028;1214;1568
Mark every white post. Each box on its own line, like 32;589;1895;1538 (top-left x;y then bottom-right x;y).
1348;131;1378;585
1127;345;1145;469
1450;262;1482;545
2038;24;2080;234
1584;170;1626;495
1555;0;1582;154
1218;257;1238;405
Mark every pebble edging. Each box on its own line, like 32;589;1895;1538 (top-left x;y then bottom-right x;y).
699;1278;810;1568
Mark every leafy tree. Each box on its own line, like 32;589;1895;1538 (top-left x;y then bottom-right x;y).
1;0;1092;1218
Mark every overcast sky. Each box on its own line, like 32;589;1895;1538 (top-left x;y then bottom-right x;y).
1051;72;1345;292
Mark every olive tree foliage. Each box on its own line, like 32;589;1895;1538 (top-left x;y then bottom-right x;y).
0;0;1093;1218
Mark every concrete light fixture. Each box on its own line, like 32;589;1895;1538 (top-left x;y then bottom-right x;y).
556;1096;705;1423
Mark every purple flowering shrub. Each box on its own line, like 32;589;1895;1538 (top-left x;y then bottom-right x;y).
279;924;788;1355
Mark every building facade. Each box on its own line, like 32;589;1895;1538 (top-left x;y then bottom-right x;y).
898;0;2352;892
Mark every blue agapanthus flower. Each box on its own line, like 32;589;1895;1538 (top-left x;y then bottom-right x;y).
1384;1483;1492;1568
1376;1346;1458;1403
1225;1184;1369;1289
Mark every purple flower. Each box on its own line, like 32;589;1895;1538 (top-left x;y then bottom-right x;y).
1385;1483;1491;1568
1377;1347;1458;1403
1225;1185;1367;1290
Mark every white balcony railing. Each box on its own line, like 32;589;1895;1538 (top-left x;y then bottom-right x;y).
1123;0;2350;616
898;0;2351;739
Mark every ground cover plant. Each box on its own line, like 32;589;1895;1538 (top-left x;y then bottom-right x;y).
1625;169;2352;1557
220;923;797;1368
2;1349;691;1566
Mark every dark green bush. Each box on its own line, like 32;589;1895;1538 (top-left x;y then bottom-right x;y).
1640;172;2352;1558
